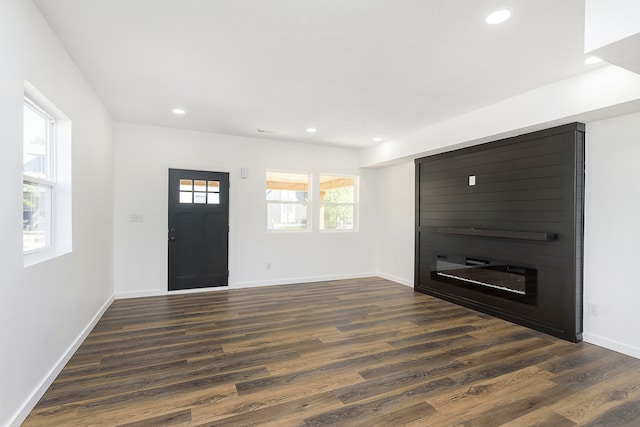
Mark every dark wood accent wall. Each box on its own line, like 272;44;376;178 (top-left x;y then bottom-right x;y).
414;123;585;342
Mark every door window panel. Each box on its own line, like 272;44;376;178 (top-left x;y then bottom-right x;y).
179;192;192;203
207;180;220;204
194;192;207;204
179;179;221;204
208;193;220;204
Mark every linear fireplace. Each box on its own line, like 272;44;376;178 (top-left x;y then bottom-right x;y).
433;254;537;305
414;123;585;342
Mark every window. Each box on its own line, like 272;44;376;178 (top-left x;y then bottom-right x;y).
179;179;220;204
23;98;55;252
266;170;310;231
22;81;72;264
319;174;358;231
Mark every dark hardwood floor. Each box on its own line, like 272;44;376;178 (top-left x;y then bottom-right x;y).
24;277;640;426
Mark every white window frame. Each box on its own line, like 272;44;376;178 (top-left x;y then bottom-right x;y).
23;98;56;253
23;81;72;266
266;169;311;232
319;174;359;232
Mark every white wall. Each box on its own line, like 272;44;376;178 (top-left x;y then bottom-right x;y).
584;111;640;358
0;1;114;426
374;161;415;286
113;123;377;297
584;0;640;52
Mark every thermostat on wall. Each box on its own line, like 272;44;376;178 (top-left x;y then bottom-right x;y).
129;214;144;222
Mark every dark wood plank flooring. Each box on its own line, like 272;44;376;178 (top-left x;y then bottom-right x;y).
24;277;640;426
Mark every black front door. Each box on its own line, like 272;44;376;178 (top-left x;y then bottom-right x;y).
168;169;229;291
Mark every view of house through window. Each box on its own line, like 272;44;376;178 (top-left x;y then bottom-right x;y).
266;170;309;230
319;175;357;230
23;99;55;252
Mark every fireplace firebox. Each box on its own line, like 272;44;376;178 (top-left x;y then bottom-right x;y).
432;254;537;305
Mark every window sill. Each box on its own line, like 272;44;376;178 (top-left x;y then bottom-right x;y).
24;247;71;268
267;229;311;233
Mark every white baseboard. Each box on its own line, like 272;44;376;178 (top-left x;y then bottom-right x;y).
583;333;640;360
9;294;114;427
234;272;378;289
116;287;231;298
115;289;165;299
168;286;231;295
376;272;413;287
116;273;388;298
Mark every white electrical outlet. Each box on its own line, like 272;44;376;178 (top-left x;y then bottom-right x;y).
588;303;599;317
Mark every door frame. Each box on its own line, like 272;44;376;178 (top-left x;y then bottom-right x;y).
165;165;236;294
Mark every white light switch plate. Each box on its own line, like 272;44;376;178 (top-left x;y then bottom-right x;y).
468;175;476;186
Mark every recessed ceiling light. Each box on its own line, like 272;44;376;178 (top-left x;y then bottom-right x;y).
584;56;603;65
172;108;186;115
486;9;511;25
372;137;382;142
306;128;317;133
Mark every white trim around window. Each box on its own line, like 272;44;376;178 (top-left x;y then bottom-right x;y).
23;81;72;266
266;170;311;232
319;174;358;232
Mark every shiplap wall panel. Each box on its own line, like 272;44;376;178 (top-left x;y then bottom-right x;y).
415;123;585;342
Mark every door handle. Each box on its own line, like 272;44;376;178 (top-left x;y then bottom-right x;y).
169;236;176;242
168;228;176;243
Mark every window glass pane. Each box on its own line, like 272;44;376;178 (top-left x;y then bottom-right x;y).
179;179;192;191
23;104;49;179
319;176;355;203
194;192;207;204
319;175;357;231
266;170;308;202
321;204;354;230
208;193;220;204
267;202;307;230
23;182;51;251
22;91;72;261
266;170;310;231
179;191;192;203
266;189;308;202
208;180;220;192
194;180;206;192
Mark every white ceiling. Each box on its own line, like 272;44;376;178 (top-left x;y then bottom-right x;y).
34;0;597;148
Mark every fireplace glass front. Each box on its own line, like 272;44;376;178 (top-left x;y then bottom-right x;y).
432;254;537;305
